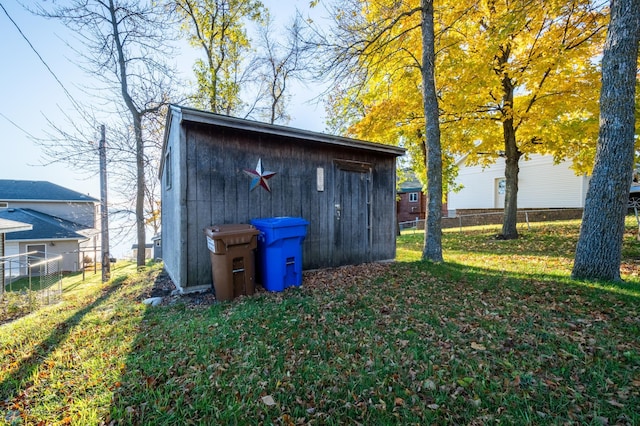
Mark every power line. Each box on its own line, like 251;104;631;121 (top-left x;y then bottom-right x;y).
0;111;38;139
0;1;88;119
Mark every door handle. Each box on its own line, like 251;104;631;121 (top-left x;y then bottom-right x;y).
335;203;341;220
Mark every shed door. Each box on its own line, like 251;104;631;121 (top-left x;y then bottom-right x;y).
333;160;373;265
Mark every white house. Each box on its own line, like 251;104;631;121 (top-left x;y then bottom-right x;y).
447;154;589;213
0;180;100;275
0;217;32;289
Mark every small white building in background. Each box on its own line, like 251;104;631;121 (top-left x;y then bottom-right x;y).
447;154;590;213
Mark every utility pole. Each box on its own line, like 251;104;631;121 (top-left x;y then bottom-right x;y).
99;124;111;282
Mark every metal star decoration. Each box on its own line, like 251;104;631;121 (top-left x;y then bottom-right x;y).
243;158;277;192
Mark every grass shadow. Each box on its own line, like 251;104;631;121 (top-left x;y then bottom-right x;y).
0;277;126;402
403;218;640;260
411;259;640;300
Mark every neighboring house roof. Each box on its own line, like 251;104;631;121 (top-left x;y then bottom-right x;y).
131;244;153;249
160;105;406;177
398;170;423;193
0;208;87;241
0;218;32;234
0;179;98;203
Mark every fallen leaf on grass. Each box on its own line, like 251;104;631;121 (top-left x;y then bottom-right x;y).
512;376;521;387
262;395;276;406
394;397;405;407
606;399;624;408
471;342;486;351
427;403;439;410
423;379;436;390
457;377;474;387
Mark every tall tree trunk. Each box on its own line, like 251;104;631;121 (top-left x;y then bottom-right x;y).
572;0;640;281
421;0;443;262
501;115;521;240
134;115;146;267
497;45;521;240
109;0;147;267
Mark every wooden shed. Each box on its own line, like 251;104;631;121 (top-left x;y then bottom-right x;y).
159;105;405;293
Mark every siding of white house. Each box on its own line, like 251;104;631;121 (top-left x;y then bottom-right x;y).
4;240;82;276
448;154;589;210
3;242;20;277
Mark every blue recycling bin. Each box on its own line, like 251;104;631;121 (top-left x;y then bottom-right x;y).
250;217;309;292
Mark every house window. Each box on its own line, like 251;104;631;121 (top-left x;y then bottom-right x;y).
409;192;419;202
165;148;172;190
0;202;7;209
497;179;506;195
26;244;46;259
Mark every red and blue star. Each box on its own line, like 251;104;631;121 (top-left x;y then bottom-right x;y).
243;158;277;192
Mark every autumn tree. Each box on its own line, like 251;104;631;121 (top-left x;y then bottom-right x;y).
174;0;265;115
445;1;606;239
572;0;640;281
329;0;606;240
36;0;175;267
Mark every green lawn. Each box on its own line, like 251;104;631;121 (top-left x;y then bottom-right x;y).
1;221;639;425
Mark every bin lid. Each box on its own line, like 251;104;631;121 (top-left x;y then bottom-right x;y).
250;217;309;229
203;224;259;238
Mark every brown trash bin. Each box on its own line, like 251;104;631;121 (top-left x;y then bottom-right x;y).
203;224;260;301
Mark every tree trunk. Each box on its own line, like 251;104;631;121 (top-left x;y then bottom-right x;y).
420;0;443;262
497;46;521;240
134;115;146;267
109;0;147;267
500;116;521;240
572;0;640;281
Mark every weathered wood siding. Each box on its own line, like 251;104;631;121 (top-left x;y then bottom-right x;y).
178;124;397;290
160;111;188;289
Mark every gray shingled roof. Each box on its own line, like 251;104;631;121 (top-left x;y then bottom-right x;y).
0;208;87;241
398;170;423;193
0;180;98;202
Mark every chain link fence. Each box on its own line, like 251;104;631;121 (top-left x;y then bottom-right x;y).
400;202;640;235
1;251;63;320
399;208;586;233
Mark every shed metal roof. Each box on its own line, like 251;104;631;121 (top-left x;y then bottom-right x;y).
0;208;87;241
160;105;406;177
0;180;98;203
